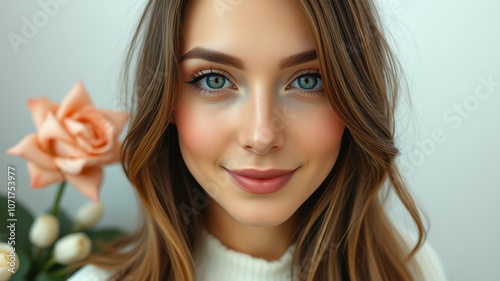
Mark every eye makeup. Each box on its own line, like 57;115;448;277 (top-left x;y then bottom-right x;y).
184;67;325;97
184;68;238;96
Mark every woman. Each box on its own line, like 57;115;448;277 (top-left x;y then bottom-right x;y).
70;0;447;280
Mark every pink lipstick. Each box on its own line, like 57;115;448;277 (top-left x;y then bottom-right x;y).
224;168;297;194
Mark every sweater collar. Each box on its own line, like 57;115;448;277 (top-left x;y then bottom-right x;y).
194;227;298;281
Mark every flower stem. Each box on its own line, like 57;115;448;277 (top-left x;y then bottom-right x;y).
34;246;42;261
41;256;57;272
72;224;84;233
51;181;67;216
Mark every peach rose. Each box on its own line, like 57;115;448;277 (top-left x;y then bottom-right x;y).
6;81;128;201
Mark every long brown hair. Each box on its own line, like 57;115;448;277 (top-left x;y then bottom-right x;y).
72;0;428;280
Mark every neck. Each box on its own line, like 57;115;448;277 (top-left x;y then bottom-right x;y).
204;197;297;261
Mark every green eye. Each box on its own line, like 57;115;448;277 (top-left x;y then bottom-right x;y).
291;74;323;90
205;74;226;89
187;72;234;94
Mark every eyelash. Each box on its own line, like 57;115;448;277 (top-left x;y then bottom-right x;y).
184;68;324;96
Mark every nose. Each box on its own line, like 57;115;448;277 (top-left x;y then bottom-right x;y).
238;84;285;155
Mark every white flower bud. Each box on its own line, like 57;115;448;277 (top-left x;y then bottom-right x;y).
0;243;20;281
53;233;92;265
29;214;60;248
75;201;104;229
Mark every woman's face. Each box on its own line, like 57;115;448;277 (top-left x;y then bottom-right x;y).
174;0;345;227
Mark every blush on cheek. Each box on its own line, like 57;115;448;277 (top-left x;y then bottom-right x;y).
175;107;226;163
296;111;345;157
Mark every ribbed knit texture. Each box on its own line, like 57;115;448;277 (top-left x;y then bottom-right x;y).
194;228;298;281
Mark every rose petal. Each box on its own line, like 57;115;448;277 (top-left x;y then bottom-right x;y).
54;158;87;175
73;106;128;142
27;97;58;131
64;118;113;155
6;134;56;169
71;107;112;143
65;167;103;201
63;118;89;136
76;143;121;167
100;110;129;138
53;140;82;158
28;162;63;188
53;144;120;173
101;140;122;164
56;81;94;119
72;105;103;121
76;136;110;155
74;119;114;154
38;112;74;143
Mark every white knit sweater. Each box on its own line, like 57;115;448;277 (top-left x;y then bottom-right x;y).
68;228;448;281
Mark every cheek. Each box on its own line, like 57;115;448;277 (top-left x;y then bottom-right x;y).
294;108;345;159
174;103;227;163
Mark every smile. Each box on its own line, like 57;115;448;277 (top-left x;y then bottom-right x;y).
224;168;298;194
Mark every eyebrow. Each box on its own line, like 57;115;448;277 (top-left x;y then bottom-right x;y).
179;47;317;70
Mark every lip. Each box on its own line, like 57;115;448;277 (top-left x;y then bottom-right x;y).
224;168;298;194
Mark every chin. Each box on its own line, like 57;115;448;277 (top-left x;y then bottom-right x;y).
228;203;296;227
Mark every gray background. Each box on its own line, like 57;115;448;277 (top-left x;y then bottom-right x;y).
1;0;499;280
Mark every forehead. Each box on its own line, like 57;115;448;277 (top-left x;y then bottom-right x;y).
181;0;316;65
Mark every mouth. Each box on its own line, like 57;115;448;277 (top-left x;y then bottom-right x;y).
223;167;298;194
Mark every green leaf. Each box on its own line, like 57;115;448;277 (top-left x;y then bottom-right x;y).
86;228;126;252
0;195;34;253
9;248;31;281
86;228;125;242
34;269;69;281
